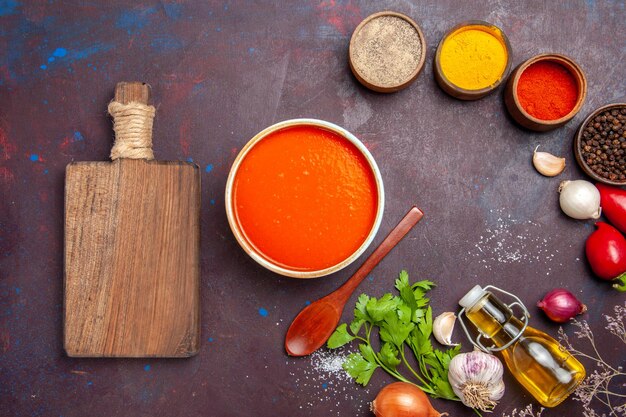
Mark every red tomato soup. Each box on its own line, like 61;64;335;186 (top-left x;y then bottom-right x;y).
232;125;379;271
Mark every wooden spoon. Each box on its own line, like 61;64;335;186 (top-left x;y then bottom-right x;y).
285;206;424;356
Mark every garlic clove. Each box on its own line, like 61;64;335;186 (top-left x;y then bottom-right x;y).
432;312;459;346
533;145;566;177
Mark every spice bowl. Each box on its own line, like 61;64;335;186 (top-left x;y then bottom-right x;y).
574;103;626;185
505;54;587;132
434;21;512;100
225;119;385;279
349;11;427;93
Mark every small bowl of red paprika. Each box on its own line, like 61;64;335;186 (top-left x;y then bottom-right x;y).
505;53;587;132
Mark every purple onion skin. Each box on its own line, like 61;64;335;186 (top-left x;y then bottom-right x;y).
537;288;587;323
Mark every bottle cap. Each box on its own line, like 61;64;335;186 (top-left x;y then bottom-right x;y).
459;285;485;309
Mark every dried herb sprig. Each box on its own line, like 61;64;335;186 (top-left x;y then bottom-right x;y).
557;303;626;417
500;404;545;417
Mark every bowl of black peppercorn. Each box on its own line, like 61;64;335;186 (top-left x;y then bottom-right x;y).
574;103;626;186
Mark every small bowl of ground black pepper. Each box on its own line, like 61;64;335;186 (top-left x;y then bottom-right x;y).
505;53;587;132
349;11;426;93
574;103;626;185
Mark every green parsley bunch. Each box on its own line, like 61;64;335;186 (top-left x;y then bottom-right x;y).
327;270;461;400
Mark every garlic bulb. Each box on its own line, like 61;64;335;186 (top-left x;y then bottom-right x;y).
533;145;565;177
433;312;459;346
447;350;505;411
558;180;602;220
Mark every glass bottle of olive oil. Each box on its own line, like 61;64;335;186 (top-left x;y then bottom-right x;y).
458;285;585;408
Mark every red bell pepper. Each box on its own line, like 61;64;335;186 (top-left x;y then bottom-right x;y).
596;183;626;234
585;222;626;292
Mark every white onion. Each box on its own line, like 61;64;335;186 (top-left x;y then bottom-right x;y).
558;180;602;220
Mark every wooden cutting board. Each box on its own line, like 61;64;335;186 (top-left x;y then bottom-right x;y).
64;82;200;357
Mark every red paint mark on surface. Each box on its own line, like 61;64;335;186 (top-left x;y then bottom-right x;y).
179;117;191;156
163;80;195;107
0;167;14;183
231;147;238;156
59;131;86;156
316;0;362;36
39;224;49;233
0;123;16;160
39;191;48;202
0;331;9;353
59;135;72;151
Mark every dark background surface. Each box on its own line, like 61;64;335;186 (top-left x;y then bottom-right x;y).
1;1;625;416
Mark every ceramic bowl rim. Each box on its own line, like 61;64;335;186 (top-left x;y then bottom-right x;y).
225;118;385;279
349;10;427;93
509;53;587;126
434;20;512;97
574;103;626;186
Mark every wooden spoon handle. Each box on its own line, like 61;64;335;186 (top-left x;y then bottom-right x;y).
331;206;424;303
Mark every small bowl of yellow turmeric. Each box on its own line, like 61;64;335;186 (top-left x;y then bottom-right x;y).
434;21;512;100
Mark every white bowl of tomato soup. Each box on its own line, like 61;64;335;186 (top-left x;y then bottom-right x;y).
225;119;384;278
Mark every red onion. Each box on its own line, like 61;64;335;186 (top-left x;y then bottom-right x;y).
537;289;587;323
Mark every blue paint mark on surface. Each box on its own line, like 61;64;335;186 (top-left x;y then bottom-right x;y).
45;44;112;69
0;0;20;16
14;287;21;294
163;3;182;19
223;4;228;10
210;199;215;205
139;387;152;403
29;154;39;161
208;337;214;342
192;82;205;93
144;364;151;371
322;383;328;389
248;47;256;54
216;27;221;32
42;99;48;105
186;157;193;162
72;44;113;61
368;276;374;282
116;7;157;34
43;169;48;174
205;164;213;173
86;381;93;386
305;300;311;305
73;131;84;141
258;307;268;317
52;47;67;58
150;36;183;51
